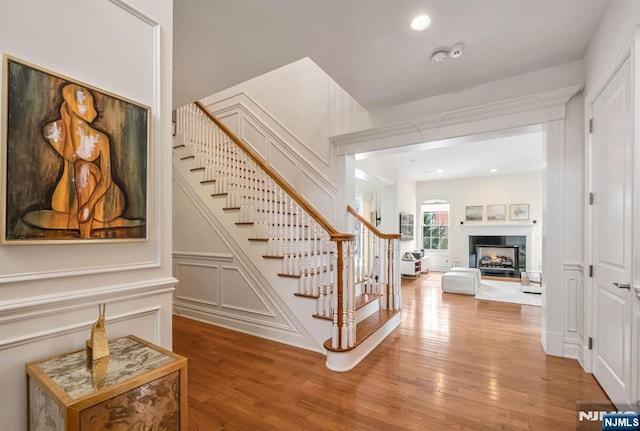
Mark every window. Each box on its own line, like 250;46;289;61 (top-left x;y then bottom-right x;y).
422;200;450;251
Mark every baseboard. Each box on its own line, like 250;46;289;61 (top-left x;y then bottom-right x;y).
173;306;324;354
543;330;564;357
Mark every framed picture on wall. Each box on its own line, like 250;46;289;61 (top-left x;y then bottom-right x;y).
465;205;483;221
399;212;414;240
487;204;506;221
510;203;530;221
1;56;150;244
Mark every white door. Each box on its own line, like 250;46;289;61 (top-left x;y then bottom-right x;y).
591;55;633;404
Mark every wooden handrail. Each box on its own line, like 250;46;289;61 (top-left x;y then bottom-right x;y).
194;101;354;242
347;205;401;240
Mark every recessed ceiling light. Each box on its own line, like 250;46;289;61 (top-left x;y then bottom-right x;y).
437;169;444;173
411;15;431;31
490;168;498;173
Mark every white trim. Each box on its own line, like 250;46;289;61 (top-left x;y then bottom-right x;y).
108;0;159;26
0;306;162;350
0;277;176;323
330;85;581;155
0;260;160;285
173;251;234;261
543;331;565;356
564;262;585;272
563;339;580;360
200;91;332;168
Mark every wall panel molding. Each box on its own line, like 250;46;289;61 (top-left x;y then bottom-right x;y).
200;92;338;220
0;277;176;324
0;0;163;284
0;306;161;351
204;92;333;167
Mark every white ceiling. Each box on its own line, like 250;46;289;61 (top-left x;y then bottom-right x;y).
355;126;544;186
173;0;609;182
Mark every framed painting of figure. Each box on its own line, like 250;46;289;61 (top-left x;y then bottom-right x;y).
1;56;149;244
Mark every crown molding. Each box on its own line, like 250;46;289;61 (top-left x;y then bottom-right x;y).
331;85;582;155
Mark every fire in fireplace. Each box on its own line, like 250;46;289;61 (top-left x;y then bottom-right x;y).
469;235;525;278
476;246;518;273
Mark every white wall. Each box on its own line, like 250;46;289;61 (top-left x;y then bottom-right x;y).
563;92;585;263
416;171;543;271
584;1;640;95
370;61;584;127
199;58;371;225
396;173;418;256
0;1;174;429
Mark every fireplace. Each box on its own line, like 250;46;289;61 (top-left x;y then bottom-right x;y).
469;235;525;277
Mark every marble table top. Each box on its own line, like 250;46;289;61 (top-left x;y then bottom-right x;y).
35;336;176;400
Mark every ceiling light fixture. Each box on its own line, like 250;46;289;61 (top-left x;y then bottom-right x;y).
411;15;431;31
490;168;498;173
431;51;448;64
437;169;444;173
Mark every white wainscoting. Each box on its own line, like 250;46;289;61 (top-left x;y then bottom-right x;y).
563;262;583;360
201;93;339;222
0;278;175;431
424;254;454;272
172;252;322;351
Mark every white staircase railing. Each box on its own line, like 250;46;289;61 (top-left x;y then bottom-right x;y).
175;101;401;352
347;206;401;312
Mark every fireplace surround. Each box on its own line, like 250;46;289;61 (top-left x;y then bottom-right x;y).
469;235;526;277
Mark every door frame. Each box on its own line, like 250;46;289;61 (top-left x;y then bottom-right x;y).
584;31;639;404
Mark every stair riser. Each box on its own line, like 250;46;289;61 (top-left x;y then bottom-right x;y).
355;299;380;324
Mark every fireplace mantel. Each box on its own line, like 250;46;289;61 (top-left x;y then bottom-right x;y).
461;224;534;236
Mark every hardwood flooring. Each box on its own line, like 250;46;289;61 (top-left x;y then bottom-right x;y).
173;271;609;431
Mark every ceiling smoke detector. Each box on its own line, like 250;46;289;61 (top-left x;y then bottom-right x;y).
431;51;449;64
449;44;464;58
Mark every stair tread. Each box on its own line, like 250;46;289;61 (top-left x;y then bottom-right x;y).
323;309;400;352
355;293;382;310
294;293;379;311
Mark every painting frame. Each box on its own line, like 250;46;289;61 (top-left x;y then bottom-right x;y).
399;212;414;241
487;204;506;221
465;205;483;222
1;55;150;244
510;203;530;221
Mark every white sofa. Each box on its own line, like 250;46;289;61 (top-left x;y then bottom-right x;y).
441;271;479;295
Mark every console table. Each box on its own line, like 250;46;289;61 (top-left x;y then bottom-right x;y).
26;335;188;431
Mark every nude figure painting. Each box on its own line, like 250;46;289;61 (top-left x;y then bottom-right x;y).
2;56;148;243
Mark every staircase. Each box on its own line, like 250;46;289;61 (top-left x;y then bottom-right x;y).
172;101;401;371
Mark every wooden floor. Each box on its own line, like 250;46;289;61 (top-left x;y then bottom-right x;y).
173;271;609;431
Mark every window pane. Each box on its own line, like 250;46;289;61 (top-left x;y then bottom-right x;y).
423;237;431;249
421;202;450;251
